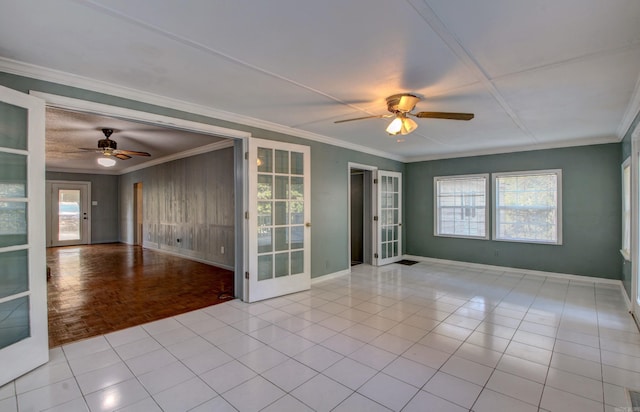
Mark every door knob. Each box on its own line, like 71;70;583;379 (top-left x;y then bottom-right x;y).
305;222;311;227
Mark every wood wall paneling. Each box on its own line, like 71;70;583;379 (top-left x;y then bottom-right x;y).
125;147;235;268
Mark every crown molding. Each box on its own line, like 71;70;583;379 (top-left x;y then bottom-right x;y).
1;57;405;162
404;135;620;163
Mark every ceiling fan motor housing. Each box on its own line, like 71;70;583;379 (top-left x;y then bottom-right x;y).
98;138;117;150
386;93;420;113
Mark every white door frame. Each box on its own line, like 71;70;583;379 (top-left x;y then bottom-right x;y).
631;125;640;318
47;180;91;247
348;163;378;267
29;91;253;301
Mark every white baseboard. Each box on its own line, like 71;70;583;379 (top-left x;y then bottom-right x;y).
622;286;633;312
403;254;622;285
144;245;234;271
311;268;351;285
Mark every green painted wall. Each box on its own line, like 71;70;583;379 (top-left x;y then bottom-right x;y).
1;72;403;278
406;143;622;279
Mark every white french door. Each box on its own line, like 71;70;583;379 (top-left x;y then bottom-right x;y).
247;138;311;302
0;85;48;386
377;170;402;265
47;181;91;247
633;140;640;320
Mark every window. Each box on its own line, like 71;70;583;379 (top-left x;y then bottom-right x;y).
622;157;631;260
434;174;489;239
493;170;562;244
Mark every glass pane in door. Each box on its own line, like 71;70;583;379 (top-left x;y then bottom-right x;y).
0;249;29;299
0;297;30;349
0;101;27;150
58;189;80;241
0;151;27;248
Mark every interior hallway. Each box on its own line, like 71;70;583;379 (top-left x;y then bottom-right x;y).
46;244;235;347
3;261;638;411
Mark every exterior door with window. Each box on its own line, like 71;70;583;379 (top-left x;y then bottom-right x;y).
377;171;402;265
48;182;90;247
247;138;310;302
0;85;48;386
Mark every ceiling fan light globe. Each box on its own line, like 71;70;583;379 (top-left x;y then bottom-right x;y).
97;157;117;167
401;117;418;135
386;117;404;135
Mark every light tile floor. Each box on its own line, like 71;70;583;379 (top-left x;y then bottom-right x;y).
2;262;639;411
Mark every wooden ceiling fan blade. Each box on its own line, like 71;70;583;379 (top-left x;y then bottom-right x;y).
334;114;389;124
116;149;151;157
414;112;474;120
114;153;132;160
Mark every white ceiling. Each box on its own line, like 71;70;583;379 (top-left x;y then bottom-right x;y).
1;0;640;164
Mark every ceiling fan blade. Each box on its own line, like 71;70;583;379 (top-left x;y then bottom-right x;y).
414;112;474;121
114;153;132;160
334;114;390;124
115;149;151;157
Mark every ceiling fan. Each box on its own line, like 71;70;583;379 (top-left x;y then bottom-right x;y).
79;128;151;166
334;93;474;136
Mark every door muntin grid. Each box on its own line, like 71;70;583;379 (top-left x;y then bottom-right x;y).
257;148;305;281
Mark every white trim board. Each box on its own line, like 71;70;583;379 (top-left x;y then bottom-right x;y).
403;254;622;285
311;269;351;285
140;244;234;272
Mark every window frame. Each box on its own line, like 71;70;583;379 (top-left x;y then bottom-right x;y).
622;157;631;261
492;169;563;245
433;173;490;240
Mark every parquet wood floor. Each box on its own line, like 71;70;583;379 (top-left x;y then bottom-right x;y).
46;244;234;347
